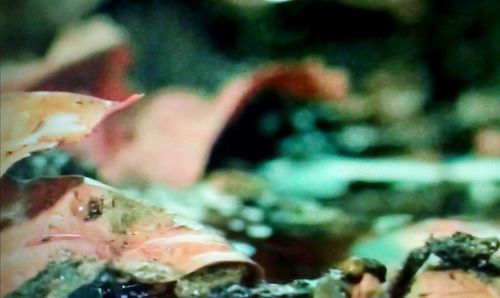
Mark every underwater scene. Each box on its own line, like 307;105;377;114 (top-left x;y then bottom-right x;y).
1;0;499;297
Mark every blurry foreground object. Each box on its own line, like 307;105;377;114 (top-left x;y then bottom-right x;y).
0;92;139;176
72;61;347;187
0;0;106;57
0;16;133;101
